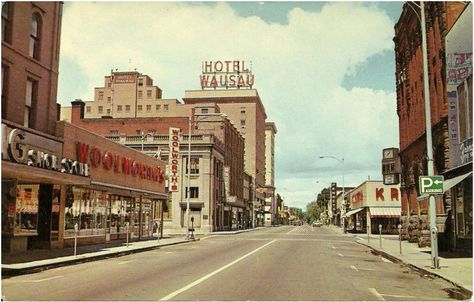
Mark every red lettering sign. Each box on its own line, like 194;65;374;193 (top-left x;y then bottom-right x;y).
91;148;101;167
122;157;131;175
113;155;120;172
391;188;399;201
102;151;113;170
76;143;89;163
376;188;385;201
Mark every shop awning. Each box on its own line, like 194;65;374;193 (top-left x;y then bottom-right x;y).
417;171;472;201
344;207;364;218
2;161;90;186
369;207;400;218
90;181;168;200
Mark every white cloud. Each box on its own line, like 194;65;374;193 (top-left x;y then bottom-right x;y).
58;2;398;210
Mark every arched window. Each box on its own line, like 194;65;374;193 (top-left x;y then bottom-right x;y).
29;13;41;59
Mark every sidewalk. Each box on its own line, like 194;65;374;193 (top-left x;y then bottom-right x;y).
327;225;473;295
2;227;269;277
2;236;193;276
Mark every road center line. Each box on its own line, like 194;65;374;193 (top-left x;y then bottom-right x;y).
381;294;415;298
369;288;385;301
337;253;344;257
22;275;63;283
350;265;359;272
286;227;299;234
159;239;277;301
118;260;137;265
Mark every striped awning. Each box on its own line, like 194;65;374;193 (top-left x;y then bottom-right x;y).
344;207;364;218
369;207;400;218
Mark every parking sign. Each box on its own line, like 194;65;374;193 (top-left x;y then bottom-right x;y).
419;176;444;194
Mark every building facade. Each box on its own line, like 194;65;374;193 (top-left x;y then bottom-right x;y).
183;89;268;227
69;100;246;233
394;2;468;246
345;181;401;234
443;3;473;252
264;122;277;226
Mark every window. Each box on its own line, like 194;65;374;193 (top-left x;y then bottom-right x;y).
106;109;111;114
185;187;199;199
190;157;199;174
240;107;246;114
2;65;9;119
137;105;142;111
25;79;37;128
125;105;131;112
98;91;104;100
98;106;103;114
146;105;151;111
86;106;91;113
107;82;111;88
14;184;40;235
156;105;161;111
202;108;208;114
164;104;169;111
240;119;246;128
29;14;41;59
138;91;143;99
117;105;122;112
107;96;111;103
147;90;152;98
2;2;12;43
138;78;143;86
109;130;119;135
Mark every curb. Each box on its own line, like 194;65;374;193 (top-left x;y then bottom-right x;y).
356;241;473;299
2;239;199;277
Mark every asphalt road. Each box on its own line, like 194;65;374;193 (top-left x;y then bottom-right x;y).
2;225;458;301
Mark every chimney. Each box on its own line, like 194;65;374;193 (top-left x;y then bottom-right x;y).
71;99;85;123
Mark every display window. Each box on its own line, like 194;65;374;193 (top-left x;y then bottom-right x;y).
15;184;39;235
64;187;107;238
455;178;473;239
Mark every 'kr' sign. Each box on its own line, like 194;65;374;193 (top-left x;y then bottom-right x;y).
419;176;444;194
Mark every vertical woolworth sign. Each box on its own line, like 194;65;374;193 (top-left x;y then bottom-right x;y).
168;127;180;192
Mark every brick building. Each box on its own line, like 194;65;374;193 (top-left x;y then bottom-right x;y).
394;2;468;246
2;2;63;135
69;101;246;232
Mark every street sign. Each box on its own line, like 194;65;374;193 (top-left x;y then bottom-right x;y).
419;176;444;194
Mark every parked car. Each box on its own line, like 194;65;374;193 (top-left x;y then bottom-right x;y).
312;221;323;227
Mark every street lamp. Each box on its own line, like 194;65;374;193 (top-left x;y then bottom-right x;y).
406;1;439;269
320;155;346;233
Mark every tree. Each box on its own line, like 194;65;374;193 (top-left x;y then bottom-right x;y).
306;201;322;224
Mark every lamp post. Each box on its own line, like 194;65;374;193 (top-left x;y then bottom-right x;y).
406;1;439;269
320;155;345;233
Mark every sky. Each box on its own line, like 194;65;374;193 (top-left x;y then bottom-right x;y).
57;1;404;211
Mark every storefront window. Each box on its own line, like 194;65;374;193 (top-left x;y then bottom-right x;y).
456;179;473;239
15;184;39;235
50;185;61;241
64;187;107;238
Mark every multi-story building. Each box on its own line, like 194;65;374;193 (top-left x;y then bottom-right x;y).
183;89;268;227
1;4;166;255
2;1;65;252
264;122;277;226
69;100;246;233
394;2;468;246
443;3;472;252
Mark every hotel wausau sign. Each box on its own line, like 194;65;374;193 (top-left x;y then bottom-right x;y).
200;60;254;89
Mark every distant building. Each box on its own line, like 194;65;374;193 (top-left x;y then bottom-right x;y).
264;122;277;226
183;89;268;227
394;2;468;246
345;181;401;234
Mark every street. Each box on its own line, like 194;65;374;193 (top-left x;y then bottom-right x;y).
2;226;458;301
